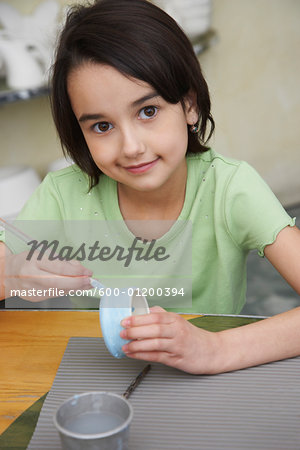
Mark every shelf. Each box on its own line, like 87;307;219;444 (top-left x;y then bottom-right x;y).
0;82;50;106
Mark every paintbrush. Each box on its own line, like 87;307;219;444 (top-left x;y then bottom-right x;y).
0;217;33;244
123;364;152;399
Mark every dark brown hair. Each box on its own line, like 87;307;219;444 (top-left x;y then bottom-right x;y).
51;0;215;188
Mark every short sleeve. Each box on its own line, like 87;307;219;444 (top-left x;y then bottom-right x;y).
224;162;295;256
0;173;63;246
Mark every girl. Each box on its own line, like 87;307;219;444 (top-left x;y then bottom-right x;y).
1;0;300;374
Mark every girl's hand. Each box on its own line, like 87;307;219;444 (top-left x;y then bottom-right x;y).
120;306;221;374
5;248;93;301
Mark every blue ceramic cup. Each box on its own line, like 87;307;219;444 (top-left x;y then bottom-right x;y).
91;279;150;358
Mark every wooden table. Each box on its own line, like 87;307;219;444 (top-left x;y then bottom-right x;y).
0;310;197;435
3;311;300;450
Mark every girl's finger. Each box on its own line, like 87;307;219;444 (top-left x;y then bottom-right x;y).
149;305;166;313
15;272;92;291
123;337;173;354
121;310;176;328
37;257;92;276
120;322;175;340
126;351;176;367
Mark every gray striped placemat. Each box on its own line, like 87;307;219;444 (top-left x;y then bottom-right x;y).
28;337;300;449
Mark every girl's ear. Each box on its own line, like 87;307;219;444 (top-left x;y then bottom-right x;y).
183;91;199;125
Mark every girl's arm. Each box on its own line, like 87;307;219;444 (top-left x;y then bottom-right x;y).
120;225;300;374
216;224;300;373
0;241;93;302
264;225;300;294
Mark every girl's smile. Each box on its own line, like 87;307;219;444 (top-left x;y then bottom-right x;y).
67;63;198;202
123;157;160;174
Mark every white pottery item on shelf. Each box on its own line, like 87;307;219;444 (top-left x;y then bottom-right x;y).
0;40;45;89
0;1;60;90
154;0;212;39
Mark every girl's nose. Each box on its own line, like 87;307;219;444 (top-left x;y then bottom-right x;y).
120;126;145;159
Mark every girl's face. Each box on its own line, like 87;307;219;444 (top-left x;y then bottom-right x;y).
67;63;198;194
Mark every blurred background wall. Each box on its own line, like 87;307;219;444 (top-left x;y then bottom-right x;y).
1;0;299;206
202;0;300;207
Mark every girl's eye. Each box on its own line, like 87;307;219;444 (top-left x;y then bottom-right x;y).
139;105;158;119
93;122;113;134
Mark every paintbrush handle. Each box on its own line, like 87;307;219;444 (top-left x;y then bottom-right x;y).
0;217;33;244
123;364;152;399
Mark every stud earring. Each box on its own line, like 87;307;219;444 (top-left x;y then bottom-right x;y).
190;122;200;134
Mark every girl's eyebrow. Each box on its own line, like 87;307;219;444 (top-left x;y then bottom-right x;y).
131;90;160;108
78;90;160;123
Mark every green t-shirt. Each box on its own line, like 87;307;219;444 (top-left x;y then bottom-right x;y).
0;149;295;313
